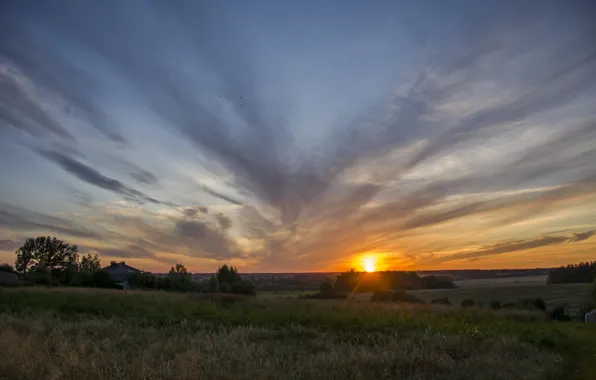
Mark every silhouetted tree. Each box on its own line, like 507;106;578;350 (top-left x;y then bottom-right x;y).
319;278;335;296
169;263;188;275
207;275;219;292
334;269;359;293
15;237;79;281
80;253;101;273
216;264;241;285
548;261;596;284
166;263;195;291
128;271;157;289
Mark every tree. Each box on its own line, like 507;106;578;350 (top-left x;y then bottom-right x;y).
334;269;359;293
216;264;241;285
80;253;101;273
207;275;219;292
319;278;335;296
169;263;188;275
15;237;79;279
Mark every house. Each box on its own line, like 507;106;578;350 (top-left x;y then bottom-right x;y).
103;261;141;290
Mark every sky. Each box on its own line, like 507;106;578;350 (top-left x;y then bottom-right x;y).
1;0;595;273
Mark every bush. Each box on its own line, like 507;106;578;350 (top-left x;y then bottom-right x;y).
128;271;157;289
370;290;424;304
0;271;19;286
489;300;502;310
460;299;475;308
0;263;16;274
24;267;52;285
548;305;572;321
520;298;547;311
319;278;335;296
430;297;452;306
230;280;256;296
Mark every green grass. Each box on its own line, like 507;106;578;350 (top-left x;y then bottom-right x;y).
0;287;595;380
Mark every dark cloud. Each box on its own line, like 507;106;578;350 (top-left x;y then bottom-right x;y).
432;229;595;264
129;170;158;186
216;213;232;230
571;230;595;242
174;219;241;259
200;185;244;206
39;150;170;206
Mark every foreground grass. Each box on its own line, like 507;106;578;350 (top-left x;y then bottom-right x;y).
0;287;594;380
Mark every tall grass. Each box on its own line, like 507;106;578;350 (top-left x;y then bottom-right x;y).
0;287;592;379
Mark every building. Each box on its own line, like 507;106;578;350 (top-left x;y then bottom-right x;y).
103;261;141;289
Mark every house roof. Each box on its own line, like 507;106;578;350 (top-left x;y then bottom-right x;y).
102;261;141;283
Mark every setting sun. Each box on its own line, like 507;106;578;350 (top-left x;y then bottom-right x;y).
363;257;376;272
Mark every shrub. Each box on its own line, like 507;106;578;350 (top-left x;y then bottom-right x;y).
430;297;452;306
0;263;16;274
489;300;502;310
230;280;256;296
521;298;547;311
460;299;475;308
548;305;572;321
24;267;52;285
0;271;19;286
370;290;424;304
319;278;335;296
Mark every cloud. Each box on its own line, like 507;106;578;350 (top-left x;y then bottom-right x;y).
92;245;170;266
0;1;595;270
174;218;241;259
39;150;170;206
431;229;595;264
0;203;102;239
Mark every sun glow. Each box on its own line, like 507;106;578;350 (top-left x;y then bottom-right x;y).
362;257;377;272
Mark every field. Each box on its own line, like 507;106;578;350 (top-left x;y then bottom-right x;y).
0;287;595;380
409;278;593;316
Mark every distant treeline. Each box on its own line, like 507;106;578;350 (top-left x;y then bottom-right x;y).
307;269;456;299
129;264;256;295
333;270;456;293
421;269;550;281
547;261;596;284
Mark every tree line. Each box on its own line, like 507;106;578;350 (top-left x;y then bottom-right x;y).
127;263;256;295
547;261;596;284
310;269;456;299
0;236;255;295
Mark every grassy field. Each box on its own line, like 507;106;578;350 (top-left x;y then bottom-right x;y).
408;281;593;316
0;287;595;380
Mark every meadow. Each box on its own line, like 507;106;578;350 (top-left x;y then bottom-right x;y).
0;287;595;380
409;279;593;317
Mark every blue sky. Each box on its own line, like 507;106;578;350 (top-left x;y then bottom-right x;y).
1;0;595;272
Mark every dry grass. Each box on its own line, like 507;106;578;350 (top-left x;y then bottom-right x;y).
1;287;595;380
0;313;562;380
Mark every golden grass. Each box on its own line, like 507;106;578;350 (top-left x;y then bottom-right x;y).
1;287;595;379
0;313;562;380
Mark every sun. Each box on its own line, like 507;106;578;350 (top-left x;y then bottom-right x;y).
362;257;376;273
